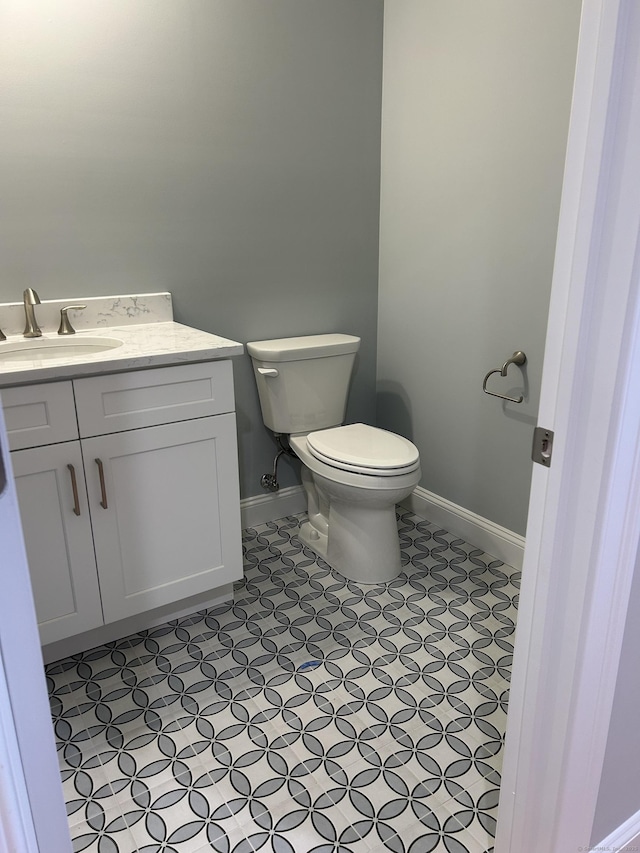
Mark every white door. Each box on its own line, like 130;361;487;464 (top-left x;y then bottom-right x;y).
83;414;243;622
0;399;72;852
12;441;104;644
495;0;640;849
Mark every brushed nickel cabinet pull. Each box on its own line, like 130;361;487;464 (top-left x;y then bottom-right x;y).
95;458;108;509
67;464;81;516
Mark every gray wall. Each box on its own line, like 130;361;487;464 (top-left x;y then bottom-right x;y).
591;545;640;842
0;0;384;498
0;0;584;532
377;0;581;535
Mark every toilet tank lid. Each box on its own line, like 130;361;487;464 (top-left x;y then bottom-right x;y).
246;334;360;362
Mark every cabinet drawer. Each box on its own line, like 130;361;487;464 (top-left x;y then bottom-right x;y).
1;382;78;450
73;361;235;436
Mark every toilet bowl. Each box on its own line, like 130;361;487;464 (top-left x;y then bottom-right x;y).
246;334;421;584
290;424;421;583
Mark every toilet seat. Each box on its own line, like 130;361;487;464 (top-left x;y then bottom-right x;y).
306;423;420;477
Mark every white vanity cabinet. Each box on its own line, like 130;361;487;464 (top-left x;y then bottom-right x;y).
6;381;103;645
10;438;104;644
81;415;241;623
3;360;243;646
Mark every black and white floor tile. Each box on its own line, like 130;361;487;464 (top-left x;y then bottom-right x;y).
46;511;519;853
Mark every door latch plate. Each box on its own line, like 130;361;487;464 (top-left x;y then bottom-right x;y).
532;427;554;467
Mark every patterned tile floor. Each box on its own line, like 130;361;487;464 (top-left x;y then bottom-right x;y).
46;511;519;853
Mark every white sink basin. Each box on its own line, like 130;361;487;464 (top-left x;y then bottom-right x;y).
0;336;124;364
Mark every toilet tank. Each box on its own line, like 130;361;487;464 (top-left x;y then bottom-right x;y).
246;334;361;434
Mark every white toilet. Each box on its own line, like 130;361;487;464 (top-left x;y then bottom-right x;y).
246;334;421;583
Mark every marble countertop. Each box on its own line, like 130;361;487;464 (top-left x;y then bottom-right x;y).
0;293;243;388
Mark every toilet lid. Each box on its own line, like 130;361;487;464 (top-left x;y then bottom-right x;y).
306;423;420;476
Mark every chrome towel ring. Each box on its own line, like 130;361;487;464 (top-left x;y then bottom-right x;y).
483;351;527;403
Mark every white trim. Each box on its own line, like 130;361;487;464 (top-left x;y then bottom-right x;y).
596;809;640;851
240;485;306;529
401;486;524;569
241;484;527;574
496;0;640;850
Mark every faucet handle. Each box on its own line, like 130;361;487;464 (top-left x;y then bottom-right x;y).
58;305;87;336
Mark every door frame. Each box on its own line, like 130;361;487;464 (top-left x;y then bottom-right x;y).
496;0;640;848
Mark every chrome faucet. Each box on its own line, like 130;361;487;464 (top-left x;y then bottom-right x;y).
23;288;42;338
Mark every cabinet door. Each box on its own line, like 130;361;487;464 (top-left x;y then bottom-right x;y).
11;443;104;645
83;414;243;623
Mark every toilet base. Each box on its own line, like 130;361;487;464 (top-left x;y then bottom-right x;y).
292;446;420;585
298;518;329;563
298;499;403;585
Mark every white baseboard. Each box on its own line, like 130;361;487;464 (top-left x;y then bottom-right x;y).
240;485;306;529
401;486;525;569
595;808;640;851
240;484;525;569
